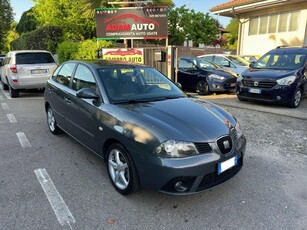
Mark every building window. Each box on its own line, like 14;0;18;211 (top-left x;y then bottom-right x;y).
249;10;299;35
278;12;288;33
259;16;268;34
289;11;299;31
268;14;278;33
249;17;258;35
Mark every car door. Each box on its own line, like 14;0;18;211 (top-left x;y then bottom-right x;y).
47;62;77;131
177;59;198;89
67;64;102;153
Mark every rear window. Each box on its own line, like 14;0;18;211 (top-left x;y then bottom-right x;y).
16;52;55;64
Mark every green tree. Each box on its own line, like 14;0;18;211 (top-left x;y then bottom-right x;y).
16;8;38;34
33;0;95;40
225;18;239;50
6;22;19;52
168;6;218;46
0;0;14;52
168;6;191;45
188;11;218;47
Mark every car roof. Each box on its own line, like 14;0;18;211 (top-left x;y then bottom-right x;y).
65;59;148;68
179;57;199;61
9;50;52;54
269;47;307;54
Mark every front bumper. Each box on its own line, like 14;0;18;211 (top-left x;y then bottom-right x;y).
135;136;246;195
236;81;297;104
209;78;236;93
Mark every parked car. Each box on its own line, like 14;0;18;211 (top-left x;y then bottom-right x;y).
236;46;307;108
0;54;5;63
177;57;237;95
0;50;57;98
44;60;246;195
198;54;250;75
240;55;260;63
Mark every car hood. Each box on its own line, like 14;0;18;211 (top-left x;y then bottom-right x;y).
243;68;299;79
201;68;237;78
117;98;236;142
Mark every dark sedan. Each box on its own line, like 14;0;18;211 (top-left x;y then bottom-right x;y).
44;60;246;195
177;57;237;95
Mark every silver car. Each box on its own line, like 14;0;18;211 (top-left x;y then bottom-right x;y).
0;50;57;97
198;54;250;75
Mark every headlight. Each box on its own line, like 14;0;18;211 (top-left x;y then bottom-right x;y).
235;122;243;138
156;140;199;158
209;74;225;80
277;76;296;86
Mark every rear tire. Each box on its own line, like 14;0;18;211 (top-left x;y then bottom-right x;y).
106;143;140;195
288;88;302;108
1;78;9;90
196;80;209;95
9;84;19;98
47;106;61;134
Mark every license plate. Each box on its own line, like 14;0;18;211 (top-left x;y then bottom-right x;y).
31;69;48;74
218;156;238;175
248;88;261;94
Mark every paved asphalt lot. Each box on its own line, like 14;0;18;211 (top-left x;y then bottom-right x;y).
0;87;306;230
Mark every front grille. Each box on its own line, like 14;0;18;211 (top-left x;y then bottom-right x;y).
217;136;233;154
196;156;243;192
240;92;273;100
242;79;276;88
194;142;212;154
230;128;238;142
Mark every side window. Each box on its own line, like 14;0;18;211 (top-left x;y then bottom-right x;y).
178;59;193;69
203;56;213;62
54;63;76;86
214;56;225;66
72;64;96;91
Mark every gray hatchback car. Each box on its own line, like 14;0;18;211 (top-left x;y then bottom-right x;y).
44;60;246;195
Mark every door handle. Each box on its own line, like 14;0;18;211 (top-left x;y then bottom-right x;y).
65;98;71;104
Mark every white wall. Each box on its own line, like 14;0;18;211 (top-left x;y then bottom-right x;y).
239;2;307;55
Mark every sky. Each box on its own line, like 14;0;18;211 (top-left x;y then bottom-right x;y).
11;0;231;26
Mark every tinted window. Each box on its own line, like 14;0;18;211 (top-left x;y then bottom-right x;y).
202;56;213;62
54;63;76;86
16;52;55;64
254;53;306;70
179;59;193;68
72;64;96;91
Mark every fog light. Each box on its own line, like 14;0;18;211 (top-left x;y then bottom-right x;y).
236;91;239;94
276;96;281;100
174;181;188;192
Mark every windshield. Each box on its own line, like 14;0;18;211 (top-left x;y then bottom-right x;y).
254;53;306;70
226;56;250;66
98;67;186;104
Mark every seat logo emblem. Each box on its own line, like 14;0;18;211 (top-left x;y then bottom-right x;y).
254;81;259;86
223;140;230;149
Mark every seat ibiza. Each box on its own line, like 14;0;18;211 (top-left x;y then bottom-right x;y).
44;60;246;195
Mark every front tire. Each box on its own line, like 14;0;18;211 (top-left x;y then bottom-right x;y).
196;80;209;95
107;143;140;195
288;88;302;108
47;106;61;134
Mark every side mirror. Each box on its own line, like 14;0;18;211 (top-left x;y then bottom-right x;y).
76;88;99;99
249;62;255;68
175;82;182;89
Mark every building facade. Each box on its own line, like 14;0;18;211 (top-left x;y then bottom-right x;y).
211;0;307;56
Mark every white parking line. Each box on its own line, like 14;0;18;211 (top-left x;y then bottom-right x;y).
7;114;17;123
34;169;75;229
0;95;3;100
2;92;11;99
16;132;31;148
1;103;9;110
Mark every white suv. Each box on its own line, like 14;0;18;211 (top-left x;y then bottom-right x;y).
0;50;57;97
